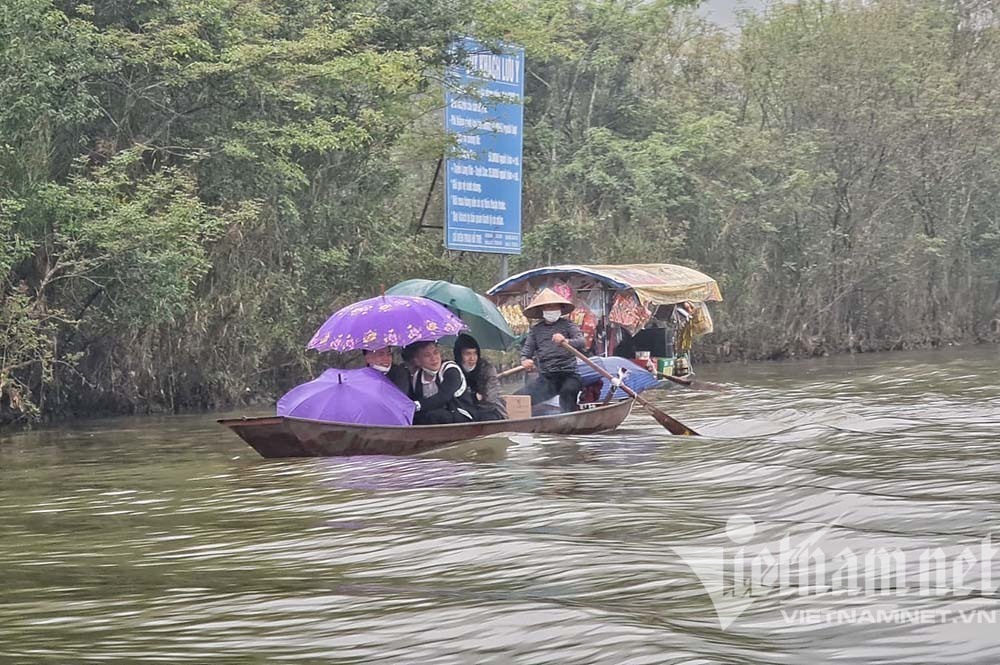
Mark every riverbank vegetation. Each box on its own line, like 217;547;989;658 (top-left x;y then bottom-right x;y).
3;0;999;423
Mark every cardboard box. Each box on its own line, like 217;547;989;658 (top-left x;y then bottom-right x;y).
503;394;532;421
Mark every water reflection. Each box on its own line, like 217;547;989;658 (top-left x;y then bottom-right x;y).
323;457;471;491
1;347;999;662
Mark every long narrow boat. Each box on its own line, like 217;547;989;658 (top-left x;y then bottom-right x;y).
219;399;634;458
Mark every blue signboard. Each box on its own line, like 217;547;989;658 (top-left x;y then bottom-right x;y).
444;38;524;254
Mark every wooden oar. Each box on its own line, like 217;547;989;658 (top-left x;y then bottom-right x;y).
661;373;693;387
497;365;528;379
559;341;700;436
659;372;726;391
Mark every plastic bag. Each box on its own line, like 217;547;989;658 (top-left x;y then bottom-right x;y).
690;302;714;337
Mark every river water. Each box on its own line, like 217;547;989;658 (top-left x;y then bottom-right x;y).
2;347;999;663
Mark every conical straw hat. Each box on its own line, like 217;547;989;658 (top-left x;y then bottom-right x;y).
523;288;575;319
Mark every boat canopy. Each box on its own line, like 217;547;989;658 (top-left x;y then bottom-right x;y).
487;263;722;307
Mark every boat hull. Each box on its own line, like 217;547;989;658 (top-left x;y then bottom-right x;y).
219;399;634;458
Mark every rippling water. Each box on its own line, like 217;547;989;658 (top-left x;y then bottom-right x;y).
2;347;999;663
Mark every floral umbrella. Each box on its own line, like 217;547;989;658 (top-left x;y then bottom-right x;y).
307;295;467;353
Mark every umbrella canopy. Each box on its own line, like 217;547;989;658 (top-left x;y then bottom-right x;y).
386;279;516;350
277;368;415;425
576;356;660;401
307;295;466;353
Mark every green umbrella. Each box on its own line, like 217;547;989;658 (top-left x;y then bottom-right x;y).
386;279;517;350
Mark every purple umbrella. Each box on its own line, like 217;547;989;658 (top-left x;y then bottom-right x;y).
277;368;415;425
307;295;467;353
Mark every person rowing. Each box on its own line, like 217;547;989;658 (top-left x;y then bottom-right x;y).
516;288;587;414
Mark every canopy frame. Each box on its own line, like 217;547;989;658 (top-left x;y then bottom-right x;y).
487;263;722;307
487;263;721;359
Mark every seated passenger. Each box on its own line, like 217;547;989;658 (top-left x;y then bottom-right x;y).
453;334;507;421
400;344;419;374
407;341;476;425
363;347;409;393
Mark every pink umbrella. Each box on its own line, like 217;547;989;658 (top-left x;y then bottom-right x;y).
307;295;466;353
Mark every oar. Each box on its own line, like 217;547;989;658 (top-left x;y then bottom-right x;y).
659;372;726;391
497;365;528;379
559;341;700;436
661;373;693;387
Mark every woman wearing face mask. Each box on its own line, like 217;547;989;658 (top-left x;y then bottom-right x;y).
453;334;507;421
362;347;410;393
516;288;587;413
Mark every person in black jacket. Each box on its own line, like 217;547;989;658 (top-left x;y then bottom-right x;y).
408;341;476;425
363;347;410;394
453;333;507;420
516;288;587;413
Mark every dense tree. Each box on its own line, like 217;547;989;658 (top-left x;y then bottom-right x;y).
2;0;999;424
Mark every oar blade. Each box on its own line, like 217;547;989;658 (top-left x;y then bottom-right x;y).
648;407;700;436
661;373;726;392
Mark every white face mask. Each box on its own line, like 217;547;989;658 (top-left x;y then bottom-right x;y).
542;310;561;323
462;362;477;372
371;364;391;373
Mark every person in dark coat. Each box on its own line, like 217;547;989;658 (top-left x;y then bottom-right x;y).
516;288;587;413
363;347;410;393
453;333;507;421
407;341;477;425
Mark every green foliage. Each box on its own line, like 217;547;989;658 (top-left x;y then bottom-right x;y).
2;0;1000;423
0;290;58;423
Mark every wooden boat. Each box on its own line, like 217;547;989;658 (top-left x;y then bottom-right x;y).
488;263;722;377
219;399;634;458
